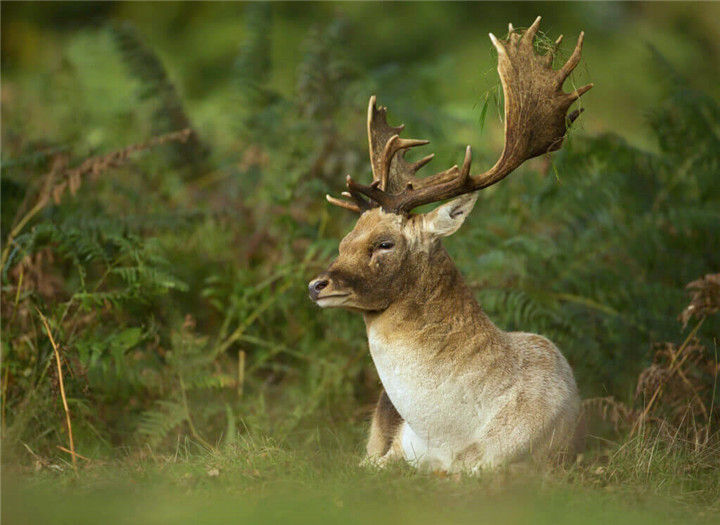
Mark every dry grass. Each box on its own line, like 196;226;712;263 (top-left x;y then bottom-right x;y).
36;309;78;475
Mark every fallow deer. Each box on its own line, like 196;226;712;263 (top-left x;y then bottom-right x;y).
308;17;592;473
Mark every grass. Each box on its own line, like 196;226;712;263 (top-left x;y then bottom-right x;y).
4;428;719;525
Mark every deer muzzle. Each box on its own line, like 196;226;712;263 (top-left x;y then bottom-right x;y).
308;277;329;301
308;271;353;307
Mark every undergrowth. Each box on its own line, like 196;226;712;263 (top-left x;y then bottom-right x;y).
1;6;719;517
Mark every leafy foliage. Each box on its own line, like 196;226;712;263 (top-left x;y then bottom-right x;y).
1;6;718;470
110;22;209;168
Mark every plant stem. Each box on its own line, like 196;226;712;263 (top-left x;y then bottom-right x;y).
37;309;78;475
178;374;213;450
237;350;246;399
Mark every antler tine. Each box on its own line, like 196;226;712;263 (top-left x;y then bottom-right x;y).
409;153;435;173
460;145;472;181
569;84;593;102
345;175;377;209
345;174;394;211
325;95;407;214
379;135;430;190
541;32;565;67
325;194;362;213
324;173;377;213
560;31;585;80
521;16;542;46
366;96;435;194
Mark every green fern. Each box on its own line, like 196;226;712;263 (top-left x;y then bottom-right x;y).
137;400;187;447
110;21;209;169
233;2;275;112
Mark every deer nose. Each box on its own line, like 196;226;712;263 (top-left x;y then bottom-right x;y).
308;279;329;301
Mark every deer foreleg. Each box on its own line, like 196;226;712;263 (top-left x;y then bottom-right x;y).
363;389;403;465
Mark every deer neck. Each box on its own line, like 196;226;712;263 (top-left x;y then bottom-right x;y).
362;244;506;438
363;244;501;354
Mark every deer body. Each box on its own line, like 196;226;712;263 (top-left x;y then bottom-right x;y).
365;294;579;472
309;18;591;473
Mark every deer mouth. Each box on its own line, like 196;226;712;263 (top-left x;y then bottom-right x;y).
314;293;351;307
315;293;350;300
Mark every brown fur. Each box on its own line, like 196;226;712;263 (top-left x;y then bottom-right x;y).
366;390;403;457
310;200;581;471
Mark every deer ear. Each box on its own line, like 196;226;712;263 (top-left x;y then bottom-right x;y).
422;192;479;237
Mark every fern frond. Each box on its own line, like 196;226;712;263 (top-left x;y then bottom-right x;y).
233;3;275;110
110;22;208;167
137;400;187;446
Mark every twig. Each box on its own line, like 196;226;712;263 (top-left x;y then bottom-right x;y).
548;292;620;317
1;196;49;269
237;350;246;399
62;128;192;182
56;445;91;462
37;309;78;474
22;442;49;467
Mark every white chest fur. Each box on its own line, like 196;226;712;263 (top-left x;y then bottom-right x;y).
366;321;581;472
367;325;496;469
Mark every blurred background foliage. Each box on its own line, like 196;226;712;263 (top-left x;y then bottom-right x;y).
1;1;719;460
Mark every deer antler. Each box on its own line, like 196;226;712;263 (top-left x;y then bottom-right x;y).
366;98;434;194
326;96;434;212
326;17;592;215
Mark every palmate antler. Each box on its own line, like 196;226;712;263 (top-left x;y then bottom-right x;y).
326;17;593;215
324;98;435;212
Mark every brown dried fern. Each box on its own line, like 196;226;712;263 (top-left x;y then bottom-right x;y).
1;128;193;269
587;274;719;445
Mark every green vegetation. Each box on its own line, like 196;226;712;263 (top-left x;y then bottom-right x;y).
5;437;718;525
2;2;719;523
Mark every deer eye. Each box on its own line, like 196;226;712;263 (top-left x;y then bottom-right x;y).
377;241;395;250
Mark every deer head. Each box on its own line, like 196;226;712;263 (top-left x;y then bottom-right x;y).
309;17;592;311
